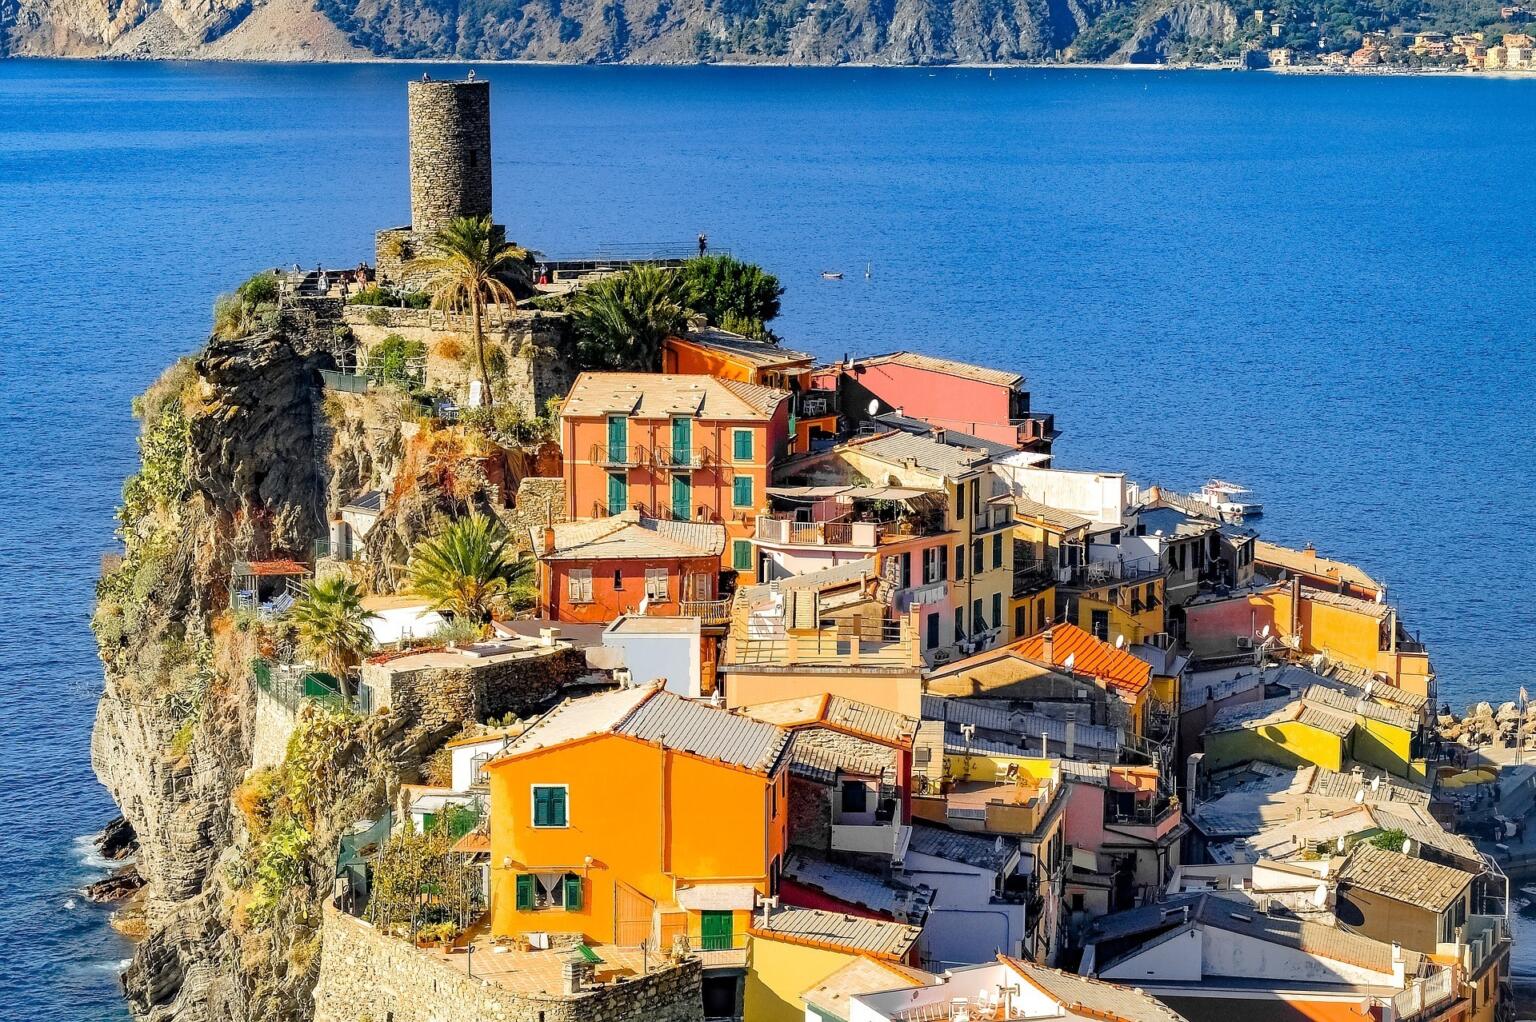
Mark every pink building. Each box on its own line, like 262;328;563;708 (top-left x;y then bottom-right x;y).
821;351;1056;457
1060;763;1183;917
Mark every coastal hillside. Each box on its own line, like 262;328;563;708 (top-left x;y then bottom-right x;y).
0;0;1518;63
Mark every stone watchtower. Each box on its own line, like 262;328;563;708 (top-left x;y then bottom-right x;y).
376;77;497;284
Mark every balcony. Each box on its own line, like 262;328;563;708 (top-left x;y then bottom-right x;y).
1102;798;1182;842
1012;560;1052;598
971;506;1012;533
831;820;912;859
590;443;646;469
794;390;838;419
1012;413;1056;447
754;516;880;548
679;598;731;625
1060;555;1162;589
684;932;748;970
914;777;1063;838
892;579;948;612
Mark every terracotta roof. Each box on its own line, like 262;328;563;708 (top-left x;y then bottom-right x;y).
1336;843;1476;912
1005;958;1189;1022
1254;540;1383;594
1010;624;1153;696
1302;585;1393;621
533;511;726;561
234;558;309;577
799;957;936;1020
856;351;1023;389
560;372;789;419
749;907;922;960
736;693;915;747
451;831;491;854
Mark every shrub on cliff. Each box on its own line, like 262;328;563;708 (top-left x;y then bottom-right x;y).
212;271;282;340
290;577;379;697
349;285;430;309
365;333;427;389
682;254;783;329
570;263;689;371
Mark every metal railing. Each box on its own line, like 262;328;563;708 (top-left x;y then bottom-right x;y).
590;443;645;468
252;658;373;714
319;369;369;394
679;598;731;624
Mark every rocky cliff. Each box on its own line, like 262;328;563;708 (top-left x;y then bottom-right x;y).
0;0;1327;64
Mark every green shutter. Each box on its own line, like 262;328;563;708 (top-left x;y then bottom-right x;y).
516;874;535;911
733;476;753;508
533;785;566;827
672;417;692;463
672;475;692;521
608;473;627;515
549;787;567;827
733;429;753;461
564;874;583;911
701;910;734;951
607;416;627;455
732;539;752;572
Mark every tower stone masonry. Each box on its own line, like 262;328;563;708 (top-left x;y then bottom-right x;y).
407;78;493;241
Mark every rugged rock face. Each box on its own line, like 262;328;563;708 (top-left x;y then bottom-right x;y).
2;0;1251;63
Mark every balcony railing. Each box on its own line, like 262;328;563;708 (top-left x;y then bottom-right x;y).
754;517;879;548
589;443;646;468
1062;555;1162;588
1390;968;1457;1020
892;580;948;612
1103;799;1180;836
679;598;731;624
655;445;718;470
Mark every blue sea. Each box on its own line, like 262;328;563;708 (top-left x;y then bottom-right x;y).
1;59;1533;1021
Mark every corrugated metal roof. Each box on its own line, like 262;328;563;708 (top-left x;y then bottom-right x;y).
857;351;1024;389
750;907;922;959
782;731;893;784
1254;540;1383;593
501;685;657;756
561;371;789;419
617;688;791;774
905;822;1017;873
1336;843;1476;911
783;853;932;921
1007;959;1189;1022
1302;683;1417;730
677;327;814;368
534;511;726;560
800;957;936;1019
993;494;1092;532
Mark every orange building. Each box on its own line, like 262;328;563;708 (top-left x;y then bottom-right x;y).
662;328;840;454
1011;623;1155;734
485;683;791;961
529;512;726;624
559;372;793;578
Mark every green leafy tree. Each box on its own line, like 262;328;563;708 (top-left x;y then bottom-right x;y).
570;263;690;371
682;254;784;329
407;514;531;625
290;576;378;697
409;216;526;407
1367;828;1408;852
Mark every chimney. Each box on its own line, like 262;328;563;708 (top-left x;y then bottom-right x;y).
1186;752;1205;802
539;626;560;647
542;525;556;556
1065;719;1076;758
561;958;586;996
1042;731;1050;757
932;428;946;445
1391;942;1406;987
1303;542;1317;556
1042;629;1055;666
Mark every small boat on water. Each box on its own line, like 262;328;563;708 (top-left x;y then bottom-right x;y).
1190;479;1264;521
820;270;843;280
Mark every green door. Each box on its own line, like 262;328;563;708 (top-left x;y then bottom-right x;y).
607;473;628;516
607;416;627;462
672;474;691;521
671;417;692;465
700;910;733;951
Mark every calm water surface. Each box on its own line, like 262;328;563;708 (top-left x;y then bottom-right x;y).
1;60;1533;1020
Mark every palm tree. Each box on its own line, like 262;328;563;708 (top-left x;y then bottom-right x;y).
290;576;379;698
408;216;526;407
407;514;531;625
570;263;689;371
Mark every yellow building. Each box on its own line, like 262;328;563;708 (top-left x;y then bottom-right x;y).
996;493;1082;641
484;683;791;980
1202;681;1426;781
744;907;924;1022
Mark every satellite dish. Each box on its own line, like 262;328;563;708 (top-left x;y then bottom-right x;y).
1371;775;1381;792
1115;635;1126;649
1312;883;1328;907
867;399;880;417
1260;625;1271;640
1402;839;1413;855
1354;789;1365;804
1063;652;1076;672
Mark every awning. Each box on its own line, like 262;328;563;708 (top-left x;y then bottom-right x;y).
675;883;759;911
1071;847;1100;872
766;484;940;502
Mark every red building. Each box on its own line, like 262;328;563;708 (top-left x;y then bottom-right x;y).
530;512;726;624
821;351;1056;458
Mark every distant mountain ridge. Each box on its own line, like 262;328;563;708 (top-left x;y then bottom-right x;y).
0;0;1508;63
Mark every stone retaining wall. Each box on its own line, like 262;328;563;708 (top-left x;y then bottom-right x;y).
361;644;590;731
314;906;704;1022
250;684;296;772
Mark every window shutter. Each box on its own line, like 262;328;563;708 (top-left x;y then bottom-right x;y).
734;429;752;461
939;544;948;581
733;540;752;571
580;572;592;603
549;787;567;827
533;787;551;826
563;874;583;911
734;476;753;508
516;874;535;911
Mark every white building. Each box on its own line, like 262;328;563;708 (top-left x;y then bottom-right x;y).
900;823;1027;969
600;615;703;698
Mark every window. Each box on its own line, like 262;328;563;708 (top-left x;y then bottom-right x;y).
671;416;692;464
645;567;669;601
733;429;754;462
924;546;946;584
1091;609;1109;641
532;785;568;827
515;871;582;911
733;476;754;509
954;607;965;640
1109;530;1121;545
607;472;628;515
612;569;623;590
992;593;1002;631
567;569;593;604
954;545;965;580
971;478;980;515
732;539;753;572
841;779;869;813
972;540;983;574
992;533;1003;569
1014;605;1026;639
972;599;985;632
605;416;627;462
900;552;911;589
926;611;940;650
